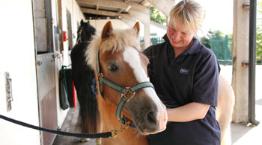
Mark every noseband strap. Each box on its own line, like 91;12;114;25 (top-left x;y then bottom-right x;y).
98;75;154;94
100;76;154;124
96;50;154;126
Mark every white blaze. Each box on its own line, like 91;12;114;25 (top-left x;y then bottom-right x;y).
123;47;167;130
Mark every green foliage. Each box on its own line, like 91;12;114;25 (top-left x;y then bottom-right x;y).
201;1;262;64
258;0;262;13
150;7;167;25
257;26;262;63
201;31;232;65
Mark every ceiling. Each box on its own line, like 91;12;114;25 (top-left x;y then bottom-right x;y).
76;0;154;19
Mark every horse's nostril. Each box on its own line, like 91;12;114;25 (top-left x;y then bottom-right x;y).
146;111;157;125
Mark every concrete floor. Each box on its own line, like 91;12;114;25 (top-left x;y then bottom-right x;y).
52;108;262;145
53;65;262;145
52;108;96;145
231;104;262;145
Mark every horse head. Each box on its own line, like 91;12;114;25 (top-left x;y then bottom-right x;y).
77;20;96;43
86;21;167;135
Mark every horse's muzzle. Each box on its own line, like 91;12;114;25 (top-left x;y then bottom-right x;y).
125;93;167;135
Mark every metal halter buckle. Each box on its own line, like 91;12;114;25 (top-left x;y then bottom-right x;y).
111;121;131;137
121;87;135;102
97;73;104;81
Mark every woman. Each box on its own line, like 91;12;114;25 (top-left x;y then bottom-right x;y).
144;0;220;145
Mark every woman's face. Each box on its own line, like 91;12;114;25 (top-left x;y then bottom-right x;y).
167;20;195;49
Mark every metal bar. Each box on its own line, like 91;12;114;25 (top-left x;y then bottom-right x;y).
248;0;259;125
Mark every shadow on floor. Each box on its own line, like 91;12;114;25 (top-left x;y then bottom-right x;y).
52;108;96;145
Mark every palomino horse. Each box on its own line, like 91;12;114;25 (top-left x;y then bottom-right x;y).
83;21;235;145
85;21;168;145
217;74;235;145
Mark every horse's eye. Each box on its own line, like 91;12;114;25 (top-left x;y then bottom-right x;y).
108;63;118;72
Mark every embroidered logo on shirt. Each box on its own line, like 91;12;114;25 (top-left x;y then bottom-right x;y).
179;68;189;74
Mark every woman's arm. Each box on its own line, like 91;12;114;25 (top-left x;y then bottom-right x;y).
167;102;210;122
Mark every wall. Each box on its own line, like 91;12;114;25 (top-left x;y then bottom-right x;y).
0;0;40;145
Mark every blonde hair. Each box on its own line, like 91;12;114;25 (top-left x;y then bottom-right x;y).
169;0;205;32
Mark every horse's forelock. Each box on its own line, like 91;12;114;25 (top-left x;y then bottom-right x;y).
85;28;140;73
118;29;141;50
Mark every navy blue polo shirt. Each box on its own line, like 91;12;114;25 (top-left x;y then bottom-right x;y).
144;35;220;145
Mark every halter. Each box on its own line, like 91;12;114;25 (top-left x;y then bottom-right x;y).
96;49;154;126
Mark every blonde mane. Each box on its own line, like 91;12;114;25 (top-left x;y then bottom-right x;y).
85;27;141;72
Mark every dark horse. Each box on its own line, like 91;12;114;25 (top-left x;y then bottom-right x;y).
70;20;98;134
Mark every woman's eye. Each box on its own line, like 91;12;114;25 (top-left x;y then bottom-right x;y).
108;63;118;72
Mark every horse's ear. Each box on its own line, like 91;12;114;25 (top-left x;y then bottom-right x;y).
133;22;140;36
81;19;84;25
102;21;113;40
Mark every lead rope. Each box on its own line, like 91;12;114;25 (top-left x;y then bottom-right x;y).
0;114;129;139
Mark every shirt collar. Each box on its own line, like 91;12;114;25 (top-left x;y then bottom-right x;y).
163;34;201;56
